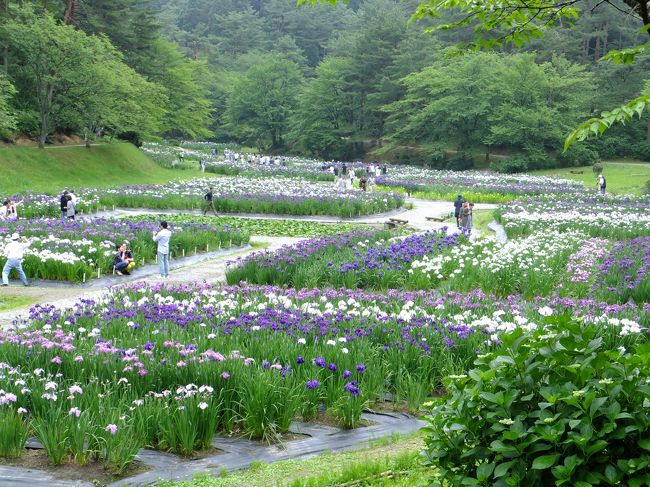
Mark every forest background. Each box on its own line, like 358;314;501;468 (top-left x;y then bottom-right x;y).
0;0;649;172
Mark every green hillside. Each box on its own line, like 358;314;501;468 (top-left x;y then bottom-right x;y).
0;143;202;194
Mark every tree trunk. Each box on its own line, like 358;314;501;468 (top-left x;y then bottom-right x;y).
39;84;55;149
63;0;74;24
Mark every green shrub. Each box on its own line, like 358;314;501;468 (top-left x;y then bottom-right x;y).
445;152;474;171
422;317;650;487
631;142;650;162
557;145;600;167
490;155;530;173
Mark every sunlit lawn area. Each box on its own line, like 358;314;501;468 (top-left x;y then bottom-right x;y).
531;160;650;195
155;433;427;487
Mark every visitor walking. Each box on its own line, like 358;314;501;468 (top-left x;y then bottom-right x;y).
598;174;606;195
203;187;218;216
468;203;475;233
60;190;69;219
453;195;463;228
153;221;172;279
200;159;206;172
2;233;31;287
459;202;471;231
66;194;76;219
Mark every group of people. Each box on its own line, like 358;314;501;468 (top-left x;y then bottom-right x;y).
112;221;171;278
0;198;23;221
59;190;77;219
330;163;388;192
453;195;475;232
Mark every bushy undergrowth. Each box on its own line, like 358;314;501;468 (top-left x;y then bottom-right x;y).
423;317;650;487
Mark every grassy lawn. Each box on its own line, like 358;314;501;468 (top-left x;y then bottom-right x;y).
471;209;496;237
155;432;427;487
0;142;205;194
531;160;650;195
0;294;37;312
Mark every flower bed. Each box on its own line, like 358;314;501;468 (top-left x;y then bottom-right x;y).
376;167;586;201
497;194;650;239
89;177;403;218
2;192;99;220
226;229;463;289
592;237;650;304
408;230;587;298
0;217;249;282
1;282;645;469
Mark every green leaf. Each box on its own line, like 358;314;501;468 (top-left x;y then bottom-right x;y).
589;397;608;418
494;460;516;478
532;454;560;470
477;462;495;481
639;439;650;451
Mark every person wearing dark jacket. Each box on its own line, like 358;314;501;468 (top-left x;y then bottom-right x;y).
60;191;69;219
113;244;130;275
203;187;218;216
453;195;463;228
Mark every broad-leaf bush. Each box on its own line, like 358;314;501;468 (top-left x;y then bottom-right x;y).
422;317;650;487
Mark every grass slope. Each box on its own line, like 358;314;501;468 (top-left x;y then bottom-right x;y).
531;161;650;195
0;143;204;194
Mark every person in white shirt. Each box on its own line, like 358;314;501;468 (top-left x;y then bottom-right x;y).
152;221;172;278
6;199;23;220
0;200;8;220
2;233;31;286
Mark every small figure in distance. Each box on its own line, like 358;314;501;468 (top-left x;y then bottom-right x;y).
60;190;69;219
203;186;218;216
2;233;31;287
454;194;463;228
66;194;76;220
598;173;606;195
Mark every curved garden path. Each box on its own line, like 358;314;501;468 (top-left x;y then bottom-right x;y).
0;198;498;329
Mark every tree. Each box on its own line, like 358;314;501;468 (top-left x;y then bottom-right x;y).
224;53;303;149
383;51;502;152
145;39;214;140
383;51;593;160
0;73;16;138
57;37;167;146
302;0;650;147
2;7;109;147
289;57;360;158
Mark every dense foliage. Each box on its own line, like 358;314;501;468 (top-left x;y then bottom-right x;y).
1;0;648;165
423;318;650;486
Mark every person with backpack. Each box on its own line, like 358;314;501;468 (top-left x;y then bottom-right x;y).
598;174;607;195
203;186;218;216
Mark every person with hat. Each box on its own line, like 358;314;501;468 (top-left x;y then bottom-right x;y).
2;233;31;286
